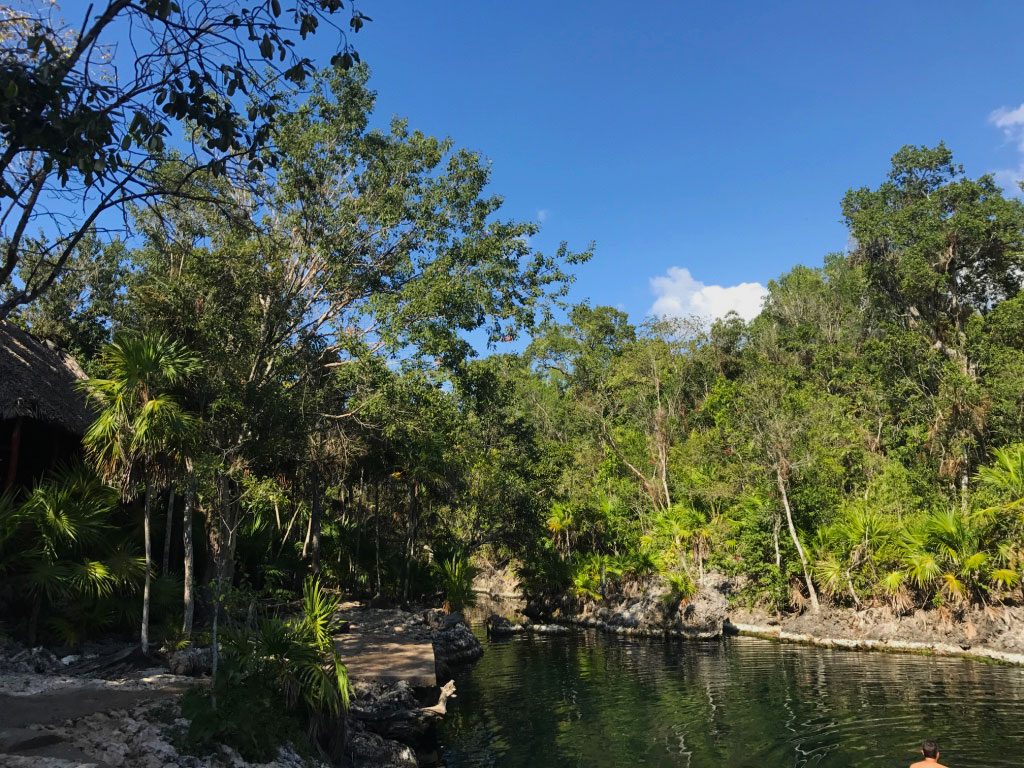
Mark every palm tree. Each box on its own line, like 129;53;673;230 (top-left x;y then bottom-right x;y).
546;503;575;557
0;464;145;644
977;444;1024;512
975;444;1024;600
80;333;199;654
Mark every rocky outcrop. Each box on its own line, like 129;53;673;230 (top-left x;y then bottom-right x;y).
424;610;484;678
349;680;430;745
525;573;732;639
471;561;522;599
728;604;1024;665
347;726;418;768
166;646;212;677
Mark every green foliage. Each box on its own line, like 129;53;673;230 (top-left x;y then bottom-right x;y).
434;553;479;613
182;577;350;761
0;464;144;644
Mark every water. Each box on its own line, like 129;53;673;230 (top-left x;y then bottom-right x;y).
438;630;1024;768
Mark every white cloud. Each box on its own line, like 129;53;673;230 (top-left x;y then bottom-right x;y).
649;266;766;323
536;209;549;223
989;103;1024;194
991;104;1024;135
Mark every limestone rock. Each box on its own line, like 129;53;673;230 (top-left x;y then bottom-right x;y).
431;615;483;678
346;725;418;768
166;646;212;677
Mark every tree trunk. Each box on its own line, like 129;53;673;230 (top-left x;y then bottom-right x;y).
182;476;196;638
141;480;153;654
308;472;321;575
374;483;382;597
403;483;419;602
775;467;819;611
162;486;176;575
4;416;22;491
772;511;782;571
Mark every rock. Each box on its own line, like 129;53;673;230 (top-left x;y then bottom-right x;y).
485;614;524;637
432;615;483;678
525;573;731;640
347;724;418;768
472;561;523;598
530;624;571;635
674;573;730;638
166;645;212;676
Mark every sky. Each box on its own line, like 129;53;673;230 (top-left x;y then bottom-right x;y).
322;2;1024;325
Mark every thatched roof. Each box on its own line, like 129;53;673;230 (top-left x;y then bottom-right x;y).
0;321;94;435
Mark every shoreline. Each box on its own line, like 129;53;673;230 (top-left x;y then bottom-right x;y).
724;620;1024;666
494;611;1024;666
506;573;1024;668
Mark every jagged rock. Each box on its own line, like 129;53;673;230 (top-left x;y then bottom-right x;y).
431;615;483;678
349;679;458;746
166;646;212;677
347;724;418;768
675;572;730;637
485;614;525;637
472;561;522;598
350;680;419;721
526;573;732;639
0;643;64;675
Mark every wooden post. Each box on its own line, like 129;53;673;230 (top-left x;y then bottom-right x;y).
4;416;23;492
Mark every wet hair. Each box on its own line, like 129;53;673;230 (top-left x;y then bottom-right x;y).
922;740;939;759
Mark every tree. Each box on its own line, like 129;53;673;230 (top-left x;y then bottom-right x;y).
0;0;371;317
842;144;1024;491
12;234;126;363
81;332;199;654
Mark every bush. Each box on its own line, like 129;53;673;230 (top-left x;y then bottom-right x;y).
434;552;479;613
181;577;351;762
0;463;144;645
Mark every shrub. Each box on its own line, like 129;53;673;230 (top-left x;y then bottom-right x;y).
181;577;351;762
434;552;479;613
0;464;144;644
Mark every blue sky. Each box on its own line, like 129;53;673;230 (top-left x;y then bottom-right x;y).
331;1;1024;324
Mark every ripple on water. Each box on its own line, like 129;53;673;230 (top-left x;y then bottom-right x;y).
438;632;1024;768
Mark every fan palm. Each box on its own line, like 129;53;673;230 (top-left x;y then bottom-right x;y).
80;332;200;654
977;444;1024;513
434;552;479;613
546;503;575;557
0;464;143;643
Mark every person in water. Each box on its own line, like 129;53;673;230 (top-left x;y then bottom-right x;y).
909;739;947;768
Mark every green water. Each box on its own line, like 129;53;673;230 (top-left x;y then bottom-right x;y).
437;631;1024;768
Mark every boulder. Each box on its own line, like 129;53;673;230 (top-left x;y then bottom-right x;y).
431;615;483;678
166;645;212;677
347;725;418;768
485;614;525;637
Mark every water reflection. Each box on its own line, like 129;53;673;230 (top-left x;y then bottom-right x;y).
439;631;1024;768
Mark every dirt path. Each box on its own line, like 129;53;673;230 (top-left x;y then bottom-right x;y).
0;679;189;765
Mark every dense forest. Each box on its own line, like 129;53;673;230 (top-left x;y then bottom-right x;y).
5;66;1024;641
3;8;1024;756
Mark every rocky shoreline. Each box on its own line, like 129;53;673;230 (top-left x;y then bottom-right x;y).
727;604;1024;665
519;573;731;640
0;607;485;768
512;573;1024;665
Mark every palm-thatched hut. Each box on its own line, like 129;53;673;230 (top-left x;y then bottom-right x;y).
0;321;95;492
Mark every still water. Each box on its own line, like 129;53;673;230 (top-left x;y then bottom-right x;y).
438;630;1024;768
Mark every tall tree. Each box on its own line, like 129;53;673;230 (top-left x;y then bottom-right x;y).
0;0;371;316
81;333;199;654
842;144;1024;491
